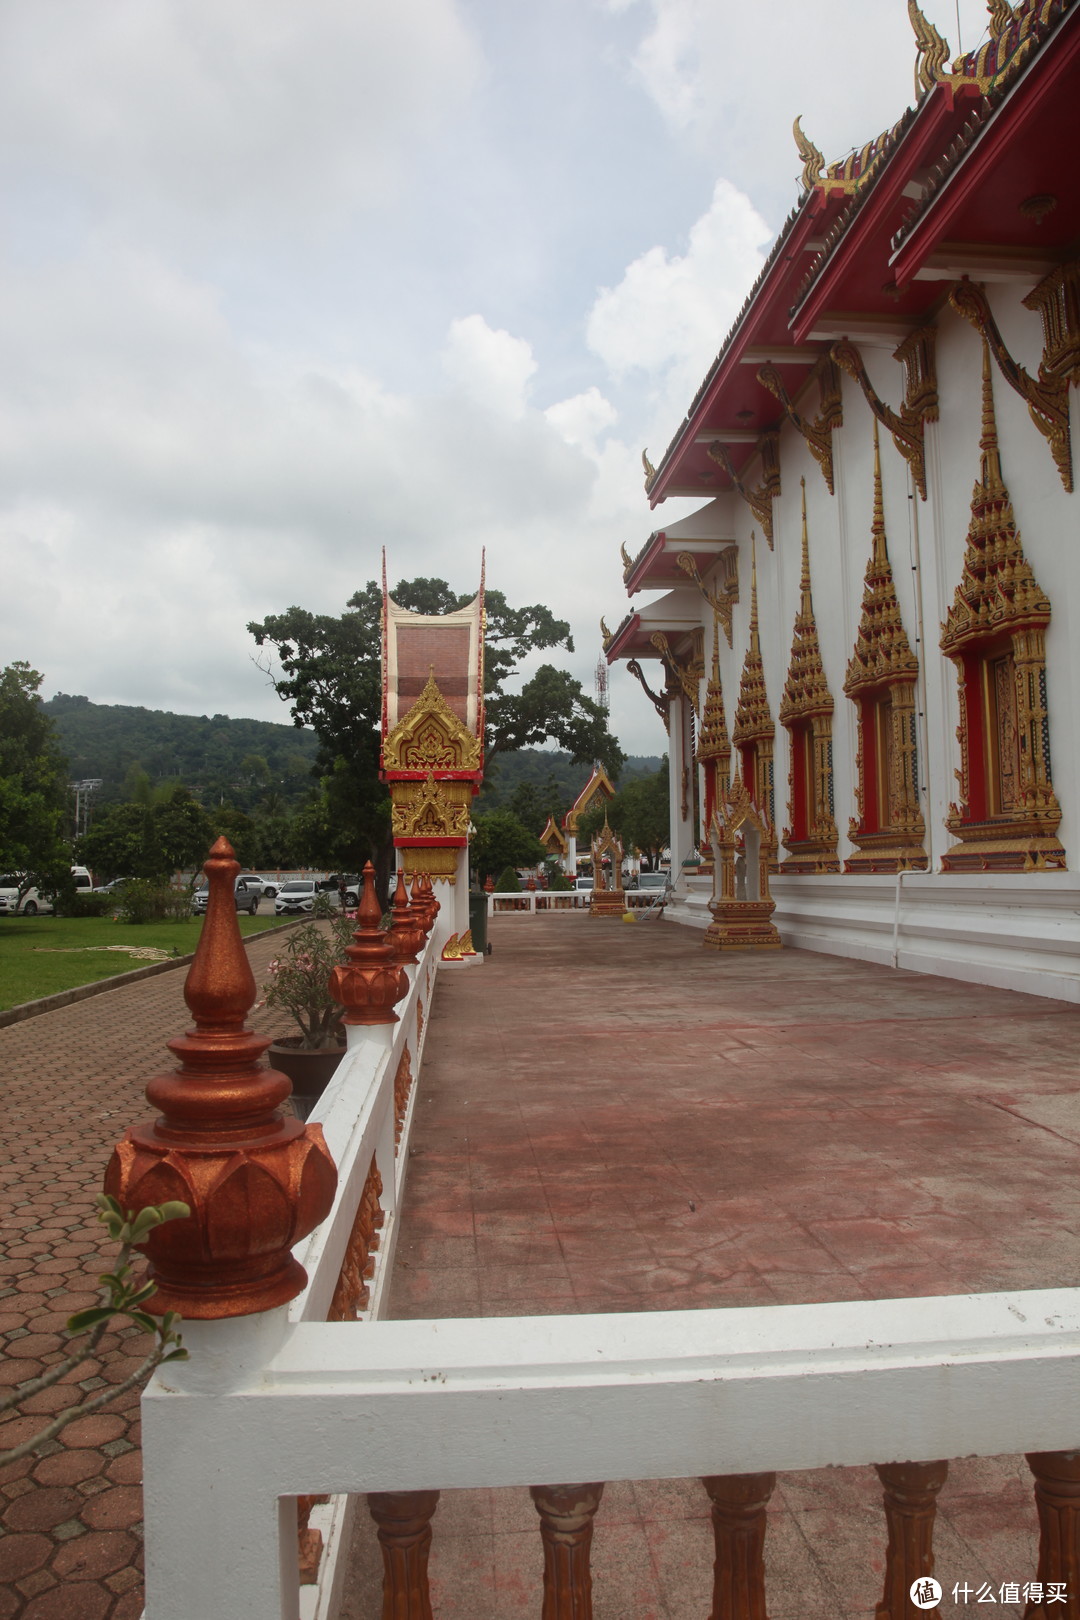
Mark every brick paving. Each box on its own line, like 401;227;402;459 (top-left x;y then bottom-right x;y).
343;914;1080;1619
0;927;292;1620
5;914;1080;1618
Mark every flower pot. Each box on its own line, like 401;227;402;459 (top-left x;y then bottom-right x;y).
268;1038;347;1121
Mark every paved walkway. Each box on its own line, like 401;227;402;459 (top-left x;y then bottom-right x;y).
343;914;1080;1619
0;929;291;1620
5;915;1080;1619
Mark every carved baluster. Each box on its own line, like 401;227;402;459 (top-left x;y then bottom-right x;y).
368;1490;440;1620
701;1472;776;1620
530;1483;605;1620
297;1494;329;1584
1025;1452;1080;1616
874;1460;948;1620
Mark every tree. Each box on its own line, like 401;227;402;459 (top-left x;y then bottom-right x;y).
471;810;545;883
79;786;215;880
248;577;624;885
0;663;73;894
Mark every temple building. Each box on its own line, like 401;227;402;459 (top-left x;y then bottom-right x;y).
381;565;485;946
605;0;1080;1000
539;763;616;875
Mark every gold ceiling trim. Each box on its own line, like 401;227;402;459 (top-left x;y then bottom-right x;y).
831;327;938;501
951;279;1073;493
707;431;781;550
757;356;842;495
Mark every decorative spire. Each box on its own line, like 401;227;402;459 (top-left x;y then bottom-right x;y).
978;335;1005;495
845;422;919;696
105;838;337;1319
941;341;1051;656
329;863;409;1026
387;869;425;967
733;533;774;746
793;115;825;192
642;448;656;490
696;613;731;766
779;484;834;723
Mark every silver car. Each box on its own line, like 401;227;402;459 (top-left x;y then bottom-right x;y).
275;879;318;915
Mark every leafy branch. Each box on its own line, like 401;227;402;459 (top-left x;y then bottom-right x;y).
0;1194;190;1466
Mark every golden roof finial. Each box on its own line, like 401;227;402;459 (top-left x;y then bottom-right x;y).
799;478;813;616
600;616;612;649
987;0;1015;38
908;0;950;96
620;541;632;571
642;448;656;489
978;339;1005;495
793;115;825;193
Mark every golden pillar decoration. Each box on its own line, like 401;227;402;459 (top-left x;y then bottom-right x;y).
778;483;839;873
831;327;938;501
732;535;777;864
940;344;1065;871
844;422;928;872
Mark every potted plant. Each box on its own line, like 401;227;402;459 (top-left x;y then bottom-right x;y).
264;906;355;1119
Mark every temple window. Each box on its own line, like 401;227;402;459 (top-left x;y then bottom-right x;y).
732;534;778;861
940;345;1064;872
844;423;928;873
778;482;840;874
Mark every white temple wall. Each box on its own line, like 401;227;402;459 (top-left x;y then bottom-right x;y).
655;288;1080;1000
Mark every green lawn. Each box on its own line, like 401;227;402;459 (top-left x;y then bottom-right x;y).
0;913;283;1011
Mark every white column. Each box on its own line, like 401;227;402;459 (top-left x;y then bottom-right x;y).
667;692;695;872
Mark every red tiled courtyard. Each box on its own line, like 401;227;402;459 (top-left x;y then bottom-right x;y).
344;913;1080;1618
4;913;1080;1617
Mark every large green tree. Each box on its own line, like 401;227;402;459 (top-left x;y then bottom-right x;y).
0;663;73;894
470;810;545;884
78;786;215;881
248;577;624;882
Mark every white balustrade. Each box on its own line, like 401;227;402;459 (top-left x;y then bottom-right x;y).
141;1278;1080;1619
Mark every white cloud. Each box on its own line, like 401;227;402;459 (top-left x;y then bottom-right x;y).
586;178;771;430
440;315;538;421
621;0;995;205
544;387;618;453
0;0;482;233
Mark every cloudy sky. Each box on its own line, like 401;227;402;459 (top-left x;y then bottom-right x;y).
2;0;994;757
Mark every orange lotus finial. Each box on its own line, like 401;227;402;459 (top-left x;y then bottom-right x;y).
329;862;409;1025
387;868;425;967
104;838;337;1319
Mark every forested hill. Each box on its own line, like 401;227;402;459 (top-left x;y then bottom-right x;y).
42;692;662;821
44;694;321;804
475;748;663;817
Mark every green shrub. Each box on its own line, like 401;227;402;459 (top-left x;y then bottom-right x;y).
116;880;190;924
494;866;520;893
547;868;572;891
55;892;116;918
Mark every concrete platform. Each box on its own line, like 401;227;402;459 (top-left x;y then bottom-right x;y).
343;913;1080;1618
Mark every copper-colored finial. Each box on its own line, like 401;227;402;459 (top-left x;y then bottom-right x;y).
105;838;337;1319
410;872;433;936
329;863;408;1026
420;872;440;927
387;869;425;967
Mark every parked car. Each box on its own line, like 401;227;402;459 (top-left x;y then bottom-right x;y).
275;879;318;916
249;875;282;898
93;877;131;895
0;876;52;916
192;877;262;916
635;872;669;892
574;876;594;892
